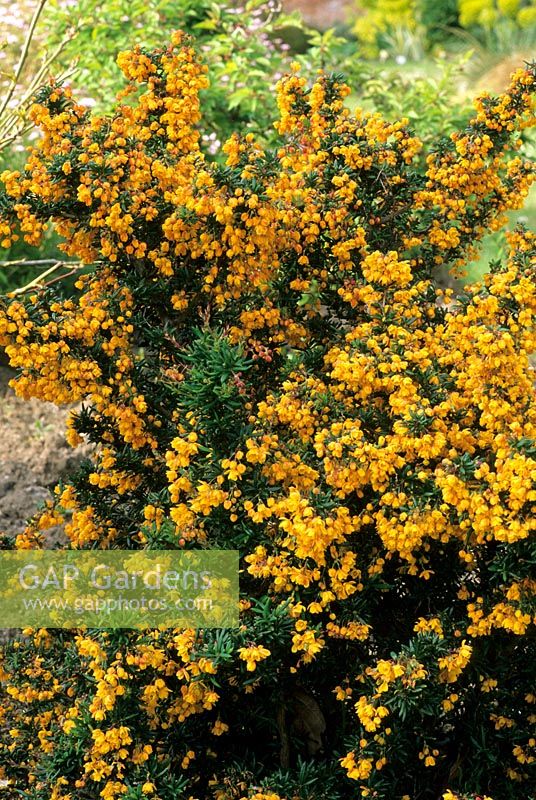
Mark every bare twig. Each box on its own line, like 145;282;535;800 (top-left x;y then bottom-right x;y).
0;1;79;151
0;258;70;267
40;264;86;289
0;0;49;120
8;261;64;295
7;260;85;297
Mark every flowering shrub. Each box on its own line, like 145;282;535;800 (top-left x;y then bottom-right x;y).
42;0;359;151
353;0;459;54
41;0;299;147
354;0;536;52
353;0;419;54
0;0;361;295
0;33;535;800
458;0;536;29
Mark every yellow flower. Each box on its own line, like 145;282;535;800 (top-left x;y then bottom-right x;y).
237;644;271;671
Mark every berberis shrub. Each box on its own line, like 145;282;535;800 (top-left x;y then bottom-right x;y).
0;33;535;800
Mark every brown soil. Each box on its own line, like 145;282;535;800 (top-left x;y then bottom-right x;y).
0;366;87;540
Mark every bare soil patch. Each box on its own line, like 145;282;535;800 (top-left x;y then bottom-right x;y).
0;366;84;538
